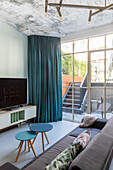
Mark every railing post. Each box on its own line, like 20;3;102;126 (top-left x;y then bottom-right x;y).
72;41;74;121
87;41;91;114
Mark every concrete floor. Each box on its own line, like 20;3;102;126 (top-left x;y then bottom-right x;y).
0;120;113;170
63;111;113;122
0;120;78;169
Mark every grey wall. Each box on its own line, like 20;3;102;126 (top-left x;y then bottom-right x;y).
0;21;28;78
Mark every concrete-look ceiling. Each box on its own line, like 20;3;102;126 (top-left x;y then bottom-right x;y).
0;0;113;37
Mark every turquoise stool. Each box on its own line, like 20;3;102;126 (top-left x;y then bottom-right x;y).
15;131;37;162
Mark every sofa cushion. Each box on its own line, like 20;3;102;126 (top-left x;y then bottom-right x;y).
45;142;81;170
73;129;90;149
68;133;113;170
69;126;100;140
0;163;20;170
106;116;113;127
89;118;107;129
101;116;113;138
101;125;113;138
23;136;75;170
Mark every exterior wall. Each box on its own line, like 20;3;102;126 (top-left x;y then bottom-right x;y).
62;74;83;98
91;83;113;112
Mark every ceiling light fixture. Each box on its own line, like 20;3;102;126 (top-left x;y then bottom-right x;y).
45;0;113;23
45;0;48;16
88;10;92;25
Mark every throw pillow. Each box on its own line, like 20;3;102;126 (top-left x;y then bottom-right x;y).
73;129;90;149
79;114;98;127
45;142;81;170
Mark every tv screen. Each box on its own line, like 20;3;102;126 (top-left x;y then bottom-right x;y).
0;78;27;109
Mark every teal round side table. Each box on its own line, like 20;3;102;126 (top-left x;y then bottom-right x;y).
30;123;53;152
15;131;37;162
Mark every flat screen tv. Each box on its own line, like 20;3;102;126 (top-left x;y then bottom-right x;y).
0;78;27;109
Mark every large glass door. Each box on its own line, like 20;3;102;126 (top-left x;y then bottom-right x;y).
90;51;105;119
61;33;113;122
61;42;73;121
105;34;113;119
74;39;88;122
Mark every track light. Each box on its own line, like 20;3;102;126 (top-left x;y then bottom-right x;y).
56;7;63;20
60;16;63;20
88;9;92;24
45;0;48;16
45;12;47;16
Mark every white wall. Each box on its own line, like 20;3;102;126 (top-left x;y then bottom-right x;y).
61;23;113;42
0;21;28;78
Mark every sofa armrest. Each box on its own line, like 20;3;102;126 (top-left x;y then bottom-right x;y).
69;133;113;170
89;118;108;129
0;163;20;170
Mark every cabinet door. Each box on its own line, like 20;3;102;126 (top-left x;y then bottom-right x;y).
0;114;10;129
25;106;36;120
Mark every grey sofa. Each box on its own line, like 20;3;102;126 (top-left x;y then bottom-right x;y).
1;117;113;170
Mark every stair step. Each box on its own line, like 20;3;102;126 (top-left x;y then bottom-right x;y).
68;92;80;95
66;95;80;99
62;107;82;114
64;99;80;102
63;102;80;107
74;82;81;85
68;91;80;93
64;101;80;105
69;89;80;92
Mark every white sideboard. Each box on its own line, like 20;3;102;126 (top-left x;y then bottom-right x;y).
0;105;36;130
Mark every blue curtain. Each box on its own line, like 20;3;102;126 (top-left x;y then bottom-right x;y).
28;35;62;123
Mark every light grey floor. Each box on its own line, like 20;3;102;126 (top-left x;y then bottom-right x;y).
0;120;113;170
0;120;78;169
63;111;113;122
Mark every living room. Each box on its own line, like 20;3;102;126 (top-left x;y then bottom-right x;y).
0;0;113;170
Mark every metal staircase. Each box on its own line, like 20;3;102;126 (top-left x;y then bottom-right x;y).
62;73;88;114
62;82;82;114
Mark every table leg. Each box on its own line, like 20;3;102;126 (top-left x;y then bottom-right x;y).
44;132;49;144
24;141;26;151
18;141;21;149
15;141;24;162
28;141;30;152
29;140;37;157
32;133;38;145
41;132;44;152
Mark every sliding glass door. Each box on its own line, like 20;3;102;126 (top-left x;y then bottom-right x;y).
61;33;113;122
62;42;73;121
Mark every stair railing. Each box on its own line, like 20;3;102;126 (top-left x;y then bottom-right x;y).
80;72;88;106
80;90;88;113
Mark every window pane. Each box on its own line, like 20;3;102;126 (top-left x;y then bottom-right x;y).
89;36;105;50
106;50;113;83
74;53;87;77
62;55;72;76
62;54;73;121
106;34;113;49
91;51;104;83
106;89;113;119
74;39;88;52
90;88;104;119
61;42;73;53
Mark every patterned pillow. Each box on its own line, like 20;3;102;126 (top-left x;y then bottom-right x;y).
45;142;81;170
73;129;90;149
